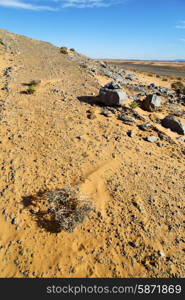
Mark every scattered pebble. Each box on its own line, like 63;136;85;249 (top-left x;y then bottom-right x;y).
147;136;158;143
127;130;136;138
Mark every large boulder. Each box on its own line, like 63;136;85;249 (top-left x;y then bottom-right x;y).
142;94;161;112
161;116;185;135
99;82;128;106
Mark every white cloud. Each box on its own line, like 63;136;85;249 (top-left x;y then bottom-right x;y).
179;38;185;42
0;0;56;10
176;25;185;29
60;0;122;8
175;20;185;29
0;0;122;10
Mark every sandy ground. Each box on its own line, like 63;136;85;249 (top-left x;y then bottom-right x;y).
0;31;185;278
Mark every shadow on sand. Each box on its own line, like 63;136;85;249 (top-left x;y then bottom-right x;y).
22;191;61;233
78;95;104;106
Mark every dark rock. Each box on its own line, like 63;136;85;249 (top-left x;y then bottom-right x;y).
2;209;8;215
101;69;114;78
161;116;185;135
125;74;137;81
142;94;162;112
107;107;117;114
97;211;103;218
127;130;136;137
138;123;152;131
103;82;121;90
148;83;158;90
87;112;96;120
118;114;136;123
129;241;139;248
115;74;125;84
99;61;107;68
53;88;64;94
99;82;128;106
101;108;112;117
4;66;14;77
157;142;164;147
177;136;185;142
88;67;96;73
11;218;17;225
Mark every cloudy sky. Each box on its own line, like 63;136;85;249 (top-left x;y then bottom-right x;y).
0;0;185;59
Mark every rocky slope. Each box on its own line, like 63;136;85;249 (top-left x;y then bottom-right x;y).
0;29;185;278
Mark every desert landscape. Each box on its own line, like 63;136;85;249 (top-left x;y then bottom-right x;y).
106;59;185;78
0;29;185;278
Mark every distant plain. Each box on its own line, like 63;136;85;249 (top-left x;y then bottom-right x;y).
106;60;185;78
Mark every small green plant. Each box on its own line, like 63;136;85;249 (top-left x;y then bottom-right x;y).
26;85;36;94
0;39;4;45
70;48;75;52
162;77;168;81
23;79;40;94
156;75;161;78
130;101;139;109
60;47;68;54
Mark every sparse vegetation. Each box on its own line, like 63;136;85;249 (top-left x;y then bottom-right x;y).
130;101;139;109
26;85;36;94
23;79;40;94
171;81;185;94
60;47;68;54
0;38;4;45
46;186;93;232
70;48;75;52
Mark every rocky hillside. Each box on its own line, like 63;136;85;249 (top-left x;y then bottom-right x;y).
0;29;185;278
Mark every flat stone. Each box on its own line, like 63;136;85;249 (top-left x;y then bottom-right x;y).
139;123;152;131
118;114;136;123
147;136;158;143
101;108;112;117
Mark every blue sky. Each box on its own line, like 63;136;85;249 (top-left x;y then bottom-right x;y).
0;0;185;60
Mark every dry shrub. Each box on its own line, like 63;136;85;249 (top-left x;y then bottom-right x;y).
46;186;93;232
60;47;68;54
171;81;184;94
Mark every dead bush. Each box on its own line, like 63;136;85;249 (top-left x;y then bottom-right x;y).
47;186;93;232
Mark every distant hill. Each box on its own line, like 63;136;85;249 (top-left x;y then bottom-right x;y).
173;59;185;62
